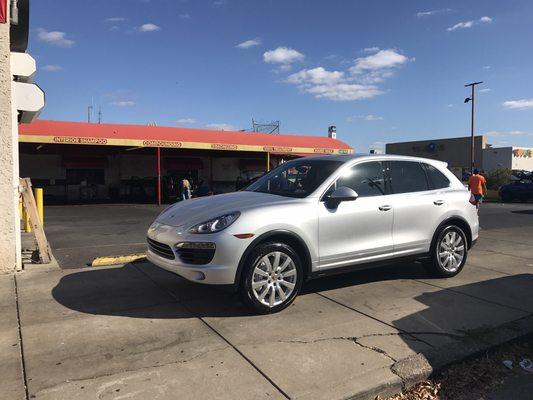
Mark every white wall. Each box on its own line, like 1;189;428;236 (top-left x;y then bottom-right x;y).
483;147;513;171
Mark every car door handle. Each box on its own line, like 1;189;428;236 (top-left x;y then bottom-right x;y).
378;205;392;211
433;200;445;206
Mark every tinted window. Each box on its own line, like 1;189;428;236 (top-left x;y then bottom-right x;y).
337;161;386;197
245;159;343;198
424;164;450;189
389;161;428;194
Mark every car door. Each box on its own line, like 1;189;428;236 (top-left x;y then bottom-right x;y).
386;161;449;256
318;161;394;269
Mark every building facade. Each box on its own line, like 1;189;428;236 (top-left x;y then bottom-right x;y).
483;146;533;171
386;136;533;177
19;120;353;204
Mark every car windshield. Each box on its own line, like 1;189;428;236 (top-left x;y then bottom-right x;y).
244;158;344;198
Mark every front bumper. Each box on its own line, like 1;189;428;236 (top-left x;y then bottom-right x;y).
146;223;250;285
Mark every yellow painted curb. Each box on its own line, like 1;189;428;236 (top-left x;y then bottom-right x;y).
91;253;146;267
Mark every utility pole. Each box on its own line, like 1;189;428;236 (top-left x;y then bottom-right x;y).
464;81;483;173
97;106;102;124
87;105;93;123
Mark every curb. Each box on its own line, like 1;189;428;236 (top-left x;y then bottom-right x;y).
91;253;147;267
362;314;533;400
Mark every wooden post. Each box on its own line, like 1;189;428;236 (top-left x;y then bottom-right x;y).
20;178;51;264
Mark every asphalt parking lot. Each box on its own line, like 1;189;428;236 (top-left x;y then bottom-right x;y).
2;202;532;399
43;204;166;267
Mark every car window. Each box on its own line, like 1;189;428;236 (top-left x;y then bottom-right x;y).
245;159;343;198
423;163;451;189
336;161;386;197
388;161;429;194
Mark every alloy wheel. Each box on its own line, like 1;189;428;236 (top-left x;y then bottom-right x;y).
251;251;297;308
437;230;465;272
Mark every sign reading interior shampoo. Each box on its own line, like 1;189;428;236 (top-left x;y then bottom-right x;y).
53;137;108;145
313;148;335;154
211;143;239;150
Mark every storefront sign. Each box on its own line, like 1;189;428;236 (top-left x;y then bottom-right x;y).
512;148;533;158
20;134;354;155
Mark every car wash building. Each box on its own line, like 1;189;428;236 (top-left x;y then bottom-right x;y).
19;120;352;204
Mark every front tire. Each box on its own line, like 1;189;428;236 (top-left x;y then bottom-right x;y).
239;242;303;314
500;191;513;203
426;225;468;278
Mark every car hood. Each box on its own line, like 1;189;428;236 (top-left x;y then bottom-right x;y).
155;191;296;228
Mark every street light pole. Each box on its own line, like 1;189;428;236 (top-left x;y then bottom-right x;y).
464;81;483;173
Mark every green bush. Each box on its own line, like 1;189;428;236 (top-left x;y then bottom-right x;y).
486;168;513;190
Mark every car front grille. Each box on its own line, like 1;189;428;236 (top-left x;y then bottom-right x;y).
176;242;216;265
147;238;175;260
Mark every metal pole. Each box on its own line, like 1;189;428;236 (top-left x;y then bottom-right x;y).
266;152;270;172
470;84;475;173
464;81;483;173
156;147;161;206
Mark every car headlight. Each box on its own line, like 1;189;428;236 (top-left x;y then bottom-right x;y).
188;212;241;234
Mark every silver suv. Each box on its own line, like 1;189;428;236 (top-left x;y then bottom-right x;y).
147;155;479;313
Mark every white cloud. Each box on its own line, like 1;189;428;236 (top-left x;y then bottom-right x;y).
362;46;380;53
416;8;452;18
349;49;411;83
213;0;225;6
111;101;135;107
363;114;383;121
479;88;492;93
347;114;384;122
106;17;126;22
263;47;304;65
177;118;196;124
483;65;491;70
138;23;161;32
447;104;454;108
236;38;261;49
206;123;237;131
179;13;191;20
287;67;344;85
351;49;409;73
502;99;533;110
447;21;474;31
448;16;493;31
41;65;63;72
284;48;411;102
36;28;75;47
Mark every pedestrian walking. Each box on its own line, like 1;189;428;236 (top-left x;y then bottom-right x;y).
468;168;487;208
180;178;191;201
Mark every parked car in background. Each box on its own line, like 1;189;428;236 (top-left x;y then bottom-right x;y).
147;155;479;314
499;177;533;202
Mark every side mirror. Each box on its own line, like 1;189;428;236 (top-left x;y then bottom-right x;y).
326;186;358;208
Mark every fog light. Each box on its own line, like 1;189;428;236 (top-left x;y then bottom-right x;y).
175;242;216;250
191;271;206;281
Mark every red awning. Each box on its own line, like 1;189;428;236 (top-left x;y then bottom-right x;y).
164;157;204;170
19;120;353;155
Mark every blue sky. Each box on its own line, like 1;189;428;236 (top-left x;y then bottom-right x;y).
31;0;533;151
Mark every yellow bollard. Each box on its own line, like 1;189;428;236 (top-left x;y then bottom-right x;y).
19;195;23;220
35;188;44;226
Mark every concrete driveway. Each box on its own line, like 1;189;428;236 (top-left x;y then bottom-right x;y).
2;203;533;399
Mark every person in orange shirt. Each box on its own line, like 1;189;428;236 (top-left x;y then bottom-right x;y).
468;169;487;207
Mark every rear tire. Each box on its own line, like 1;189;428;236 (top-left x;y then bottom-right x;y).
239;242;303;314
426;225;468;278
500;191;513;203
